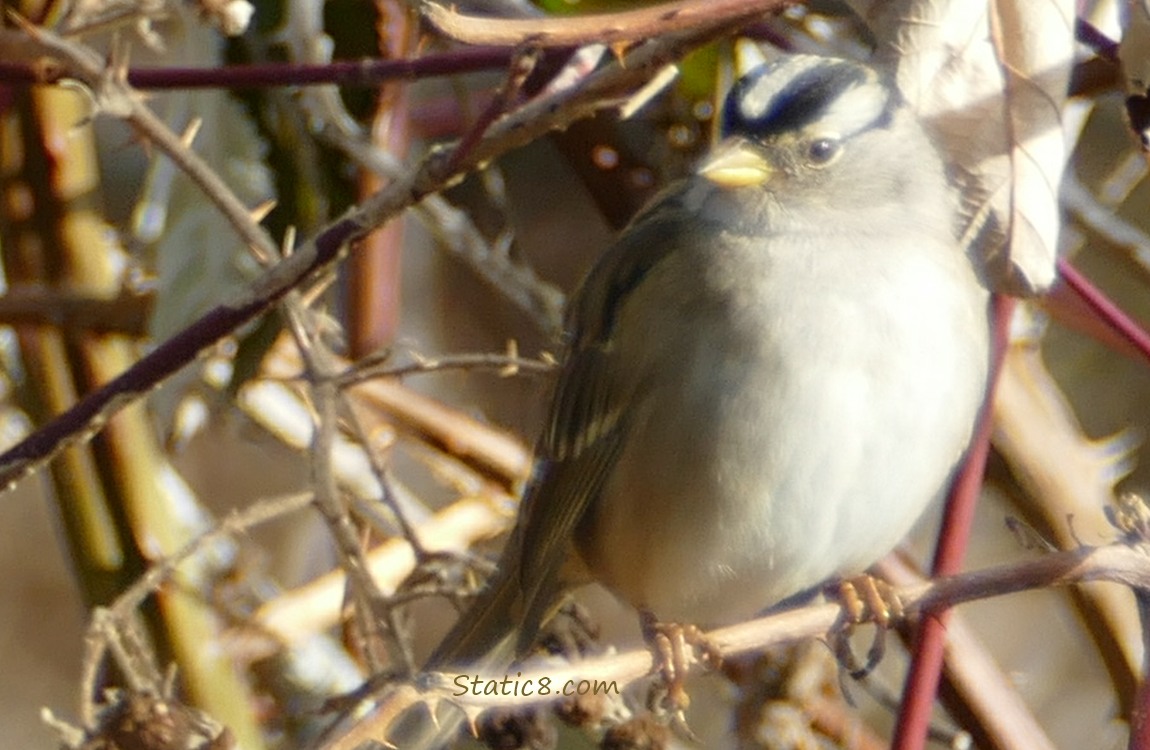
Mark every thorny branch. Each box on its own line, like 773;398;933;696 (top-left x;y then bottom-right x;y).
877;553;1057;750
6;17;281;265
316;88;566;334
0;42;518;89
286;302;407;673
0;0;790;490
323;540;1150;750
337;350;557;389
76;491;313;727
422;0;779;48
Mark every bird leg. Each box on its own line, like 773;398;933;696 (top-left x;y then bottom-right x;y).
827;574;905;679
639;610;722;725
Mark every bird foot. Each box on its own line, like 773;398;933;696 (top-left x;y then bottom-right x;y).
827;574;905;679
639;611;722;724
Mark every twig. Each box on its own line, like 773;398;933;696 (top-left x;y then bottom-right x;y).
879;553;1057;750
261;339;534;494
85;489;313;622
1063;173;1150;284
1062;170;1150;284
252;494;513;647
342;407;427;557
0;47;517;88
0;46;517;88
1075;16;1118;62
345;0;419;355
317;94;565;334
1055;175;1150;358
337;350;556;389
992;331;1142;716
286;302;404;673
1058;258;1150;367
78;491;313;723
422;0;785;48
893;294;1014;750
324;541;1150;749
55;0;170;40
0;285;151;335
443;46;541;174
8;19;279;265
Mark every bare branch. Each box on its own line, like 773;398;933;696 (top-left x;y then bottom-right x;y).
422;0;785;47
317;72;566;333
879;553;1057;750
326;542;1150;749
253;494;512;648
337;350;556;389
78;491;314;723
0;286;150;335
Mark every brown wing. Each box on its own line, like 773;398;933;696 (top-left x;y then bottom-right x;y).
508;190;693;652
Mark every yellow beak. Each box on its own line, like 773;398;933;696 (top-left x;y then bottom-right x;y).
698;141;773;187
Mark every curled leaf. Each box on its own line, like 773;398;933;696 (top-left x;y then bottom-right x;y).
851;0;1073;295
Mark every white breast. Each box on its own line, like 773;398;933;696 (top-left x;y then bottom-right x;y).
576;228;989;624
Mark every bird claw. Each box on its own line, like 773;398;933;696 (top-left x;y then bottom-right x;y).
828;574;904;679
639;612;722;720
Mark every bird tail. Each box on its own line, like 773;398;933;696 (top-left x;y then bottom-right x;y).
389;560;538;750
331;518;563;748
427;563;524;671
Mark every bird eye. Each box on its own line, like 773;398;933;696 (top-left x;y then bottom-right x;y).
807;138;841;166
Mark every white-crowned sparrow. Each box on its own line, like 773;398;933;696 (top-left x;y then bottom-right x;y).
413;51;991;745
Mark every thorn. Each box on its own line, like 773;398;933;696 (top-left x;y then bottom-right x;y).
180;118;203;149
111;37;131;85
619;64;679;120
609;41;630;63
1004;516;1057;552
57;79;98;128
249;199;277;224
1109;491;1150;544
281;225;297;257
492;231;514;258
4;8;39;36
462;703;485;736
133;15;163;49
501;340;520;377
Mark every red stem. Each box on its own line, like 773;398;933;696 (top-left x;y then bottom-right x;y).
892;293;1013;750
1059;257;1150;750
896;258;1150;747
1058;257;1150;367
0;47;519;89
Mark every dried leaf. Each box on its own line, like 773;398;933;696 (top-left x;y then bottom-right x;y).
1121;0;1150;147
849;0;1073;295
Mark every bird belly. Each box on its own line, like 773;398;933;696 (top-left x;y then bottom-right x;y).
576;246;989;625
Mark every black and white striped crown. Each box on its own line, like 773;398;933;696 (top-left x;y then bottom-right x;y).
722;55;895;142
